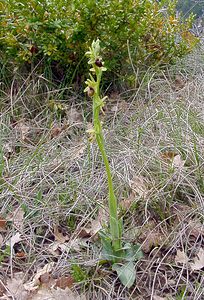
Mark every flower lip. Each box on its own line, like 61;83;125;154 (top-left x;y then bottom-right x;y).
95;58;103;67
87;86;95;97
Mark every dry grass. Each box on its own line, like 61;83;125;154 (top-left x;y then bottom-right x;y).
0;43;204;300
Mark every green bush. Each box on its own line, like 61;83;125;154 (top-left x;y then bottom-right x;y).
0;0;199;84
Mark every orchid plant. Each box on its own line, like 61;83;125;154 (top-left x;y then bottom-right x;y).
84;39;143;288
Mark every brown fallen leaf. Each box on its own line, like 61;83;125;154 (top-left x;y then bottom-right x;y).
153;296;168;300
120;193;135;210
175;250;188;265
121;176;148;210
31;286;86;300
111;100;128;113
4;272;30;300
53;225;69;243
187;220;204;238
39;272;53;287
78;207;108;239
15;251;26;259
12;207;24;231
190;248;204;271
51;126;62;138
161;151;177;161
0;217;7;232
139;221;166;253
24;262;55;291
6;232;22;249
55;275;74;289
130;175;148;198
16;121;30;141
0;234;3;247
67;108;83;126
172;154;185;169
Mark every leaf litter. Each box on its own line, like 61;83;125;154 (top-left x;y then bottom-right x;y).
1;57;204;300
190;248;204;271
6;232;22;249
2;267;85;300
12;207;25;231
120;175;148;209
175;250;188;265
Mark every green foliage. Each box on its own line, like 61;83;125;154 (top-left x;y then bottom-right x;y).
71;264;88;282
0;0;199;84
0;245;10;264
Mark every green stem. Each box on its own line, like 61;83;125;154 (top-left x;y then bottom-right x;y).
93;69;121;252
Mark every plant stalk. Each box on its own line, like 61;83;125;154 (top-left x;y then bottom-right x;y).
93;70;121;252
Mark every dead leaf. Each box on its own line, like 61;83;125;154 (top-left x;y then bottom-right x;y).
39;273;52;286
49;241;72;254
12;207;24;231
187;220;204;238
140;221;166;253
161;151;177;161
153;296;167;300
67;108;83;125
111;100;128;113
142;231;162;253
51;126;62;138
130;175;148;198
31;287;86;300
174;74;186;90
15;251;26;259
24;262;55;291
55;276;74;289
190;248;204;271
121;176;148;209
175;250;188;265
0;234;3;247
78;207;108;239
6;232;21;249
53;225;69;243
78;219;102;238
71;143;86;161
3;142;13;158
16;121;30;141
4;272;30;300
120;193;135;210
172;154;185;169
0;218;7;232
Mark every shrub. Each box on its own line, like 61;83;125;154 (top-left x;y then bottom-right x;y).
0;0;199;84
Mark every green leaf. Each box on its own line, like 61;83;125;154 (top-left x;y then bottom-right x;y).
99;230;115;261
100;230;124;262
112;261;136;288
123;243;144;262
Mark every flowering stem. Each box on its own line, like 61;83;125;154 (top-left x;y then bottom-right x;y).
94;84;121;252
85;40;121;253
